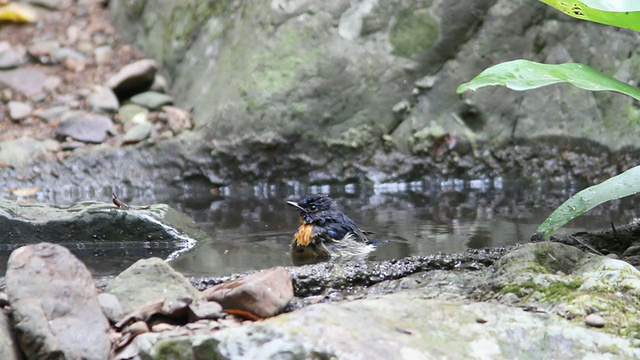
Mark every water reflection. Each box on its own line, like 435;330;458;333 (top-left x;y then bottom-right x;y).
3;179;640;277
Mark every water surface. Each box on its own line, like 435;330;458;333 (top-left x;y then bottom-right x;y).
4;179;639;277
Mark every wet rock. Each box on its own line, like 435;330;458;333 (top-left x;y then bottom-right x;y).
0;310;21;360
106;59;157;98
98;292;125;323
7;100;32;121
0;67;48;96
203;266;293;318
36;105;69;122
122;120;152;144
622;245;640;257
0;199;202;265
0;41;26;69
5;243;111;360
88;86;119;113
585;313;605;328
0;136;59;168
130;91;173;110
56;111;113;143
107;257;204;315
118;103;149;123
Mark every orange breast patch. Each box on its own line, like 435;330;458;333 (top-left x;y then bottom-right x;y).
293;224;314;247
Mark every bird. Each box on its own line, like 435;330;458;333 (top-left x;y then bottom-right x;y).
286;194;375;261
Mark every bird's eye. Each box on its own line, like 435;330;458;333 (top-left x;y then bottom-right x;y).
309;205;317;211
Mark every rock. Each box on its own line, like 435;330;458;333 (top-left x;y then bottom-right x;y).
163;105;193;134
7;100;32;121
392;99;411;114
622;245;640;257
150;74;169;93
5;243;111;360
0;311;21;360
107;257;204;315
130;91;173;110
0;199;202;271
56;111;113;143
88;86;120;113
0;67;48;96
42;75;62;92
94;45;112;66
27;39;60;64
415;75;437;90
0;136;59;168
188;301;223;321
128;320;150;336
0;292;8;308
203;266;293;318
338;0;379;40
122;120;152;144
27;0;72;10
52;47;86;63
118;103;149;123
106;59;157;98
0;41;26;69
59;140;86;151
585;313;605;328
135;291;640;359
36;105;69;122
98;292;125;323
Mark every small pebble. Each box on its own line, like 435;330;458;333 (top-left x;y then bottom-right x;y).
8;101;32;121
127;320;150;335
151;323;175;332
585;313;605;328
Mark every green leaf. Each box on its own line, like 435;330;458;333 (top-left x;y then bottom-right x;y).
456;60;640;101
536;165;640;237
539;0;640;32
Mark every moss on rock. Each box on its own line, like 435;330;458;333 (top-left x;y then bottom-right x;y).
389;8;439;58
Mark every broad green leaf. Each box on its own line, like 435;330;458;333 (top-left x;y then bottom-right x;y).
536;165;640;237
539;0;640;31
457;60;640;101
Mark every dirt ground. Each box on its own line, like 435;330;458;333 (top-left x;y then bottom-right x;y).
0;0;144;142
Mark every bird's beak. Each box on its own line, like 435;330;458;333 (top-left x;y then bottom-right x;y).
286;201;305;211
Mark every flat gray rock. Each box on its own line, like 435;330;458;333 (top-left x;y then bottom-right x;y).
130;91;173;110
0;42;26;69
88;86;120;113
5;243;111;360
36;105;69;122
107;257;204;315
106;59;157;98
56;111;113;143
0;67;48;96
122;120;152;144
